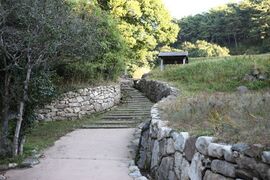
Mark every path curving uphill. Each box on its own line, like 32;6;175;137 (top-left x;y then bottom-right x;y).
5;83;152;180
82;83;153;129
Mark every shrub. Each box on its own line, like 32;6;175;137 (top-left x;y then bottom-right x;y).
181;40;230;57
55;5;127;85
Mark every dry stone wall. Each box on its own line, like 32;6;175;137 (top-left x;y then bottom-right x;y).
135;79;270;180
37;85;120;121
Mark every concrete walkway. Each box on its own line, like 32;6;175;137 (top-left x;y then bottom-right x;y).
5;129;134;180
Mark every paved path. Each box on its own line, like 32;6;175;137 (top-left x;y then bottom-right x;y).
5;85;153;180
6;129;134;180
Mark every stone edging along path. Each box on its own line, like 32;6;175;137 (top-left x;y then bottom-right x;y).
36;85;121;121
134;78;270;180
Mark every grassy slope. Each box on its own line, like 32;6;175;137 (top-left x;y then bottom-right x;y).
151;54;270;96
150;54;270;146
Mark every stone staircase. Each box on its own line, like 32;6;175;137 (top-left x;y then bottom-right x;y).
82;83;153;129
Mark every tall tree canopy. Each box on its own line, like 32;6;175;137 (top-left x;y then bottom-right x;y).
97;0;179;66
174;0;270;55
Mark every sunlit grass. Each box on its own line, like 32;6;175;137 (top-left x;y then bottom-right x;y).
151;54;270;145
150;54;270;96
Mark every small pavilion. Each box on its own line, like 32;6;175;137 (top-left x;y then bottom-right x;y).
158;52;188;70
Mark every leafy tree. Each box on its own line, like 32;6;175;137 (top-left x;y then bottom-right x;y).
59;1;127;83
181;40;230;57
0;0;127;157
97;0;179;66
175;0;270;55
250;0;270;52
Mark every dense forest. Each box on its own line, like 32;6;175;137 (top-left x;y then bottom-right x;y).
174;0;270;55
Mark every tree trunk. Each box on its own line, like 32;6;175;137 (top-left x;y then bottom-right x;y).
13;62;32;156
234;33;238;49
228;34;231;45
0;58;11;156
19;136;25;156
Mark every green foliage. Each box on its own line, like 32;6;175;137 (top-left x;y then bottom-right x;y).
21;72;58;135
0;0;128;157
150;54;270;95
55;3;127;84
29;73;58;106
58;61;122;85
97;0;180;66
181;40;230;57
159;45;183;52
174;0;270;55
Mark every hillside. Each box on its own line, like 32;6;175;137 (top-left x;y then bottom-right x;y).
150;54;270;95
150;54;270;145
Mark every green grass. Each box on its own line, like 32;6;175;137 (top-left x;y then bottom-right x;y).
151;54;270;146
151;54;270;96
0;114;101;165
159;91;270;146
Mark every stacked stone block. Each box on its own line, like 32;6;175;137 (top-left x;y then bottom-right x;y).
37;85;120;121
135;79;270;180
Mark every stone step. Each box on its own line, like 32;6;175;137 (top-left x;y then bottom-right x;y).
125;98;147;100
115;110;151;112
125;93;144;95
114;108;150;110
106;112;150;115
116;106;150;109
125;103;151;105
97;116;150;122
109;109;150;111
123;103;149;105
125;102;151;104
126;104;151;105
125;102;150;105
116;108;151;110
81;125;134;129
106;113;150;116
125;97;146;98
122;90;139;92
127;101;151;103
126;98;150;100
113;110;151;112
95;120;140;125
84;86;152;129
127;94;146;95
102;116;148;120
124;107;151;109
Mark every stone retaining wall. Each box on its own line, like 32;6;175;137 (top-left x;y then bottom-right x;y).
134;79;270;180
37;84;120;121
134;79;178;102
